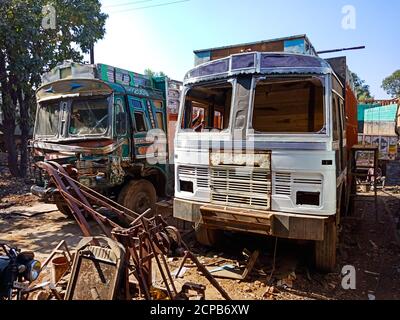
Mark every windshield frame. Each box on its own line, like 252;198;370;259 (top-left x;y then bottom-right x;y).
33;95;113;141
177;73;330;140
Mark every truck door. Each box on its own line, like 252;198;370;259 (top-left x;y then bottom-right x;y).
152;100;167;132
128;96;153;160
114;96;130;160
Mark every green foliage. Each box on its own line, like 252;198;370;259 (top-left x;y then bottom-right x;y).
0;0;107;176
382;70;400;98
351;72;373;101
144;68;166;78
0;0;107;88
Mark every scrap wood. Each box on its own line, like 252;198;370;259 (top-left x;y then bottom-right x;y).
254;268;268;276
172;267;188;278
27;240;73;297
48;283;63;300
182;257;232;268
175;251;231;300
262;285;279;300
209;264;236;273
41;240;73;270
364;270;380;277
205;250;259;280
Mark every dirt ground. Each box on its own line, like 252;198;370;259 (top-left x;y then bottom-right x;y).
1;170;399;300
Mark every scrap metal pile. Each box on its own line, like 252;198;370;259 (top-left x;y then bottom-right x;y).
34;161;230;300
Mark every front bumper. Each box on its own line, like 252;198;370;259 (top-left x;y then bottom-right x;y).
174;198;330;241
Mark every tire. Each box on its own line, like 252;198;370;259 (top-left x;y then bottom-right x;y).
56;201;73;218
117;179;157;217
195;224;221;247
315;220;337;272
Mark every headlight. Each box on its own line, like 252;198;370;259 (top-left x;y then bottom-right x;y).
26;260;41;282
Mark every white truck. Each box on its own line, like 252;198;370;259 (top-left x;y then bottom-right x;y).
173;35;357;271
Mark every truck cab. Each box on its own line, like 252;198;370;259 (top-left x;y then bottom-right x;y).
31;61;182;216
173;35;357;271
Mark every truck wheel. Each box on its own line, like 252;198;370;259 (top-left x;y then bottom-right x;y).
118;180;157;217
315;220;337;272
56;202;73;217
195;224;221;247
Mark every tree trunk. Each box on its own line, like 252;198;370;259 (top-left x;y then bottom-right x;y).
19;128;29;178
0;50;19;177
17;87;31;178
3;122;19;176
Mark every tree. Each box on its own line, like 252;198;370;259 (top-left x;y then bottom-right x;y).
351;72;373;101
382;70;400;98
144;68;166;78
0;0;107;177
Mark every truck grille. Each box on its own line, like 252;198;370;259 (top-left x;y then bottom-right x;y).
210;167;271;210
178;166;209;188
274;173;323;196
274;173;292;196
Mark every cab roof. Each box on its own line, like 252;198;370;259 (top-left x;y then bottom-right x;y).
184;52;332;86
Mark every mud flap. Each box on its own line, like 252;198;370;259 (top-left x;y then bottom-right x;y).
271;214;326;241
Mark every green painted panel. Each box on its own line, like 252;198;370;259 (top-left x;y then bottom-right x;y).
359;104;398;122
122;143;129;158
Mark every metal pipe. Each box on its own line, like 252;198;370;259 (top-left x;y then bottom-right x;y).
317;46;366;54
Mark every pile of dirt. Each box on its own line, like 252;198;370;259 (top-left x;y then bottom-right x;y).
0;171;35;207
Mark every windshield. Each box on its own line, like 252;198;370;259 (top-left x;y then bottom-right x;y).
69;98;110;136
35;101;60;137
252;77;325;134
179;76;326;135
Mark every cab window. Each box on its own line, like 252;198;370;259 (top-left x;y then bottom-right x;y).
129;98;148;133
156;112;165;131
252;77;325;134
134;112;147;132
182;81;232;132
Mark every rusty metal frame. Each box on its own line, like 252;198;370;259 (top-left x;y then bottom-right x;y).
36;161;231;300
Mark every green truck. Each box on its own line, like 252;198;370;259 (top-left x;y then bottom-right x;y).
30;61;181;216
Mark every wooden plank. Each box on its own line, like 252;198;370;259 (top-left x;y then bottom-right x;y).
202;216;270;231
207;250;259;280
200;205;273;219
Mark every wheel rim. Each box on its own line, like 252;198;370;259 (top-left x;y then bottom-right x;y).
135;192;151;214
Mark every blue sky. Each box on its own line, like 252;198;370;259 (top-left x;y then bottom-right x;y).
95;0;399;98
